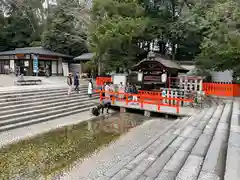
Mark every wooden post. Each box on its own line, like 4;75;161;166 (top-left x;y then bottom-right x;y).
112;93;115;104
199;78;203;91
79;61;83;79
170;89;174;105
158;92;161;111
176;99;180;113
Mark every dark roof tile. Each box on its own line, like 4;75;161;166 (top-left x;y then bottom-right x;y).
0;47;72;58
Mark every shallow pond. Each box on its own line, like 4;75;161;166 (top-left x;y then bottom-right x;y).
0;112;149;179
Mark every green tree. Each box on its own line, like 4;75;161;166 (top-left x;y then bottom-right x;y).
41;0;88;56
196;0;240;78
88;0;148;74
0;0;45;49
139;0;201;61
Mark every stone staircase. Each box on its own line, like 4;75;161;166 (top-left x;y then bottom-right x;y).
0;86;98;132
76;101;239;180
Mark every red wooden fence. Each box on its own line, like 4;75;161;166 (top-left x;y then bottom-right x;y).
96;77;112;86
203;83;240;97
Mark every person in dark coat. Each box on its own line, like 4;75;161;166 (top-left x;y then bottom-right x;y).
74;72;80;93
67;73;73;96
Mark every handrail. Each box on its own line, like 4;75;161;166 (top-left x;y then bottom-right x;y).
95;90;193;113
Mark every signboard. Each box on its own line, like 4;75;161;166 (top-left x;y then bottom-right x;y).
33;54;38;73
24;61;29;67
113;74;127;85
138;72;143;82
161;73;167;83
10;60;14;71
25;54;30;59
143;76;161;81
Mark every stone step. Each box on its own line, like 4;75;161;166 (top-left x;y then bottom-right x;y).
0;93;98;113
0;85;88;96
0;88;68;98
0;90;97;107
0;104;95;132
101;106;218;180
120;112;203;180
0;88;90;102
149;107;216;180
101;118;185;180
99;111;199;179
175;103;228;180
224;101;240;180
0;98;97;128
0;100;96;132
0;95;98;117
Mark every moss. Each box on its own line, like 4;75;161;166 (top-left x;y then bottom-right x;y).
0;113;147;179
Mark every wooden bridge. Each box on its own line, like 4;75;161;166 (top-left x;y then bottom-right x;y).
97;90;196;116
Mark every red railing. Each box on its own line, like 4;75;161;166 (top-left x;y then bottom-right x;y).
96;90;193;113
203;83;240;97
138;90;161;97
96;77;112;86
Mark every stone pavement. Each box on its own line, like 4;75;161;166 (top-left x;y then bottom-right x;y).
58;100;239;180
0;75;89;88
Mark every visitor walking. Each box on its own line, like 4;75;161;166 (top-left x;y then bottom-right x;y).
67;73;73;96
45;65;50;77
88;79;93;97
101;82;106;97
74;72;80;93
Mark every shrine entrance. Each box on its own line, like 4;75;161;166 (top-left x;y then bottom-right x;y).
131;52;188;91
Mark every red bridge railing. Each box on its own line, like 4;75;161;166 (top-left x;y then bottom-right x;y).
95;90;193;113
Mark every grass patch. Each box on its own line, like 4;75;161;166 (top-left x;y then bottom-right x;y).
0;113;147;179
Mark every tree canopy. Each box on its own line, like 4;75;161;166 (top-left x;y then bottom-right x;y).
196;0;240;76
0;0;239;76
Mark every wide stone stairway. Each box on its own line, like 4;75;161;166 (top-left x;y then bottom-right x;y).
72;100;239;180
0;86;98;132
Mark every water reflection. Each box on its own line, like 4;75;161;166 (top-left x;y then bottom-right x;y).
87;113;149;134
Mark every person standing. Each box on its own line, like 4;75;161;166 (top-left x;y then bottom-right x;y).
118;82;125;99
132;84;138;104
67;73;73;96
104;82;110;99
74;72;80;93
88;79;93;97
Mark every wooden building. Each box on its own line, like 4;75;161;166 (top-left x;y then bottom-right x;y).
131;52;188;90
71;53;95;78
0;47;72;76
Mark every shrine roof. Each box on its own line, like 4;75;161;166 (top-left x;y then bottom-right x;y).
0;47;72;58
132;54;188;72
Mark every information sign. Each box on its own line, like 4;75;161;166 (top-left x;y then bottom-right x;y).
33;54;38;73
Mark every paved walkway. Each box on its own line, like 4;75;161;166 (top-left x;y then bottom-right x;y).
57;100;239;180
0;75;89;88
0;75;90;92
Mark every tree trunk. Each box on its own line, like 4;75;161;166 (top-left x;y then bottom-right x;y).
98;61;101;75
172;43;176;61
